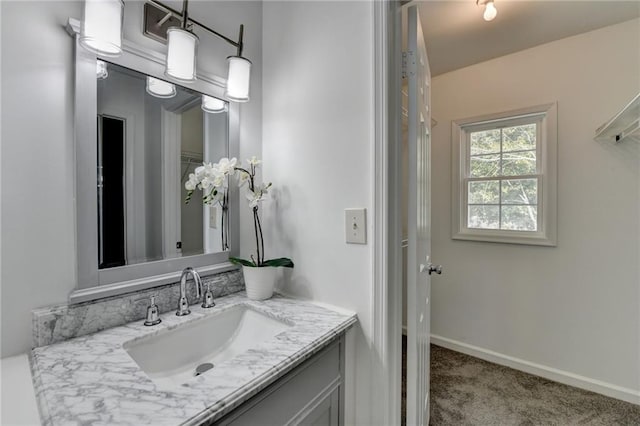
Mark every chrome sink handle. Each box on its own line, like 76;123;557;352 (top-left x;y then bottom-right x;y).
144;295;162;326
201;282;216;309
176;267;202;316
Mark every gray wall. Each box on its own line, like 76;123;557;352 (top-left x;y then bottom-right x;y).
0;0;262;358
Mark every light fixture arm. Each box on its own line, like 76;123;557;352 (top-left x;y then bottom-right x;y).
237;24;244;57
148;0;244;56
181;0;189;30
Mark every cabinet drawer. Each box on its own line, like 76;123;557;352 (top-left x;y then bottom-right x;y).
216;338;342;425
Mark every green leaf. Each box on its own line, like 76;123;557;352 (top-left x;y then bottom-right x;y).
263;258;295;268
229;257;257;267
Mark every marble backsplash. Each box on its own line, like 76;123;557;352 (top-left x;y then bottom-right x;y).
32;269;244;348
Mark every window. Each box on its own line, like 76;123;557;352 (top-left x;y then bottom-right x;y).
452;104;557;246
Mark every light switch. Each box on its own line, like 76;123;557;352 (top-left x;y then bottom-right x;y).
209;206;217;229
345;208;366;244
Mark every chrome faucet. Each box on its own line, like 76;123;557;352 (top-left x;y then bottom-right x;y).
176;267;202;316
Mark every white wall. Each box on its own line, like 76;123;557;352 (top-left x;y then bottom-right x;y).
262;1;375;423
0;0;262;358
1;0;78;359
430;19;640;398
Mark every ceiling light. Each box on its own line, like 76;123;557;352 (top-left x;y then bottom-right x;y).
477;0;498;22
79;0;124;57
165;27;199;82
484;1;497;21
146;77;177;98
201;95;227;113
96;60;108;79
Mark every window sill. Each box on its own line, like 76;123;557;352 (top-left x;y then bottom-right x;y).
452;229;556;247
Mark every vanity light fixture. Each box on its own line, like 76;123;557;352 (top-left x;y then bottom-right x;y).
78;0;252;101
201;95;226;113
96;60;108;79
477;0;498;21
146;76;177;98
79;0;124;57
144;0;252;102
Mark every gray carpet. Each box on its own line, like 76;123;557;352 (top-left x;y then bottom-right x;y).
402;338;640;425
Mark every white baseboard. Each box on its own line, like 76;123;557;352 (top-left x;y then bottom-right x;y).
430;334;640;406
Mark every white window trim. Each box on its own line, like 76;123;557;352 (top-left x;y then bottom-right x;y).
451;103;558;246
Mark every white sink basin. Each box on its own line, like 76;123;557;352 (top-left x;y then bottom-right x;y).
124;305;292;389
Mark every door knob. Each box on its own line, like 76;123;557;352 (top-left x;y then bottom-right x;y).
427;263;442;275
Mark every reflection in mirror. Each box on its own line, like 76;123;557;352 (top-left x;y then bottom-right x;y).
96;62;229;270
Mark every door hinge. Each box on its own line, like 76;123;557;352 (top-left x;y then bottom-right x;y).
402;50;416;79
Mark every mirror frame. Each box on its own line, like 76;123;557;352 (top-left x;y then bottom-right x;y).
67;18;239;303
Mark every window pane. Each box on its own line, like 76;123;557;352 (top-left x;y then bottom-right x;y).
503;124;536;152
468;205;499;229
501;179;537;205
468;180;499;204
470;154;500;177
470;129;500;155
501;206;538;231
502;150;536;176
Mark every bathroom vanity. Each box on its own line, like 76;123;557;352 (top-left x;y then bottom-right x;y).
30;293;356;425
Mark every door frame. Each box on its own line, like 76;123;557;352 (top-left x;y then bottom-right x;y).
371;0;404;424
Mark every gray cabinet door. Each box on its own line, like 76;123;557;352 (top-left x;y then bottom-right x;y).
217;337;343;426
298;386;340;426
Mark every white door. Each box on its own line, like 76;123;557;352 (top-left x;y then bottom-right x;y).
405;4;439;425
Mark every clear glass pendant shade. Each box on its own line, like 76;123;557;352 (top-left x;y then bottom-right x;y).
79;0;124;58
201;95;226;113
165;28;198;82
146;77;177;98
225;56;251;102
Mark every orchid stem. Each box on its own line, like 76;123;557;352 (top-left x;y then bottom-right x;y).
253;207;261;266
255;209;265;265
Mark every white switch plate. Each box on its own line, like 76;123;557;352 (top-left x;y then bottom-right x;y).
209;206;217;229
345;208;366;244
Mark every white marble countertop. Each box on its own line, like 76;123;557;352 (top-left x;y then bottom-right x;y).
30;292;357;426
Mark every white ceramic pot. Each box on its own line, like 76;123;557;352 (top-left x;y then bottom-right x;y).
242;266;277;300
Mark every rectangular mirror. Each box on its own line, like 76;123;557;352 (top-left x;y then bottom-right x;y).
69;20;240;302
96;62;229;269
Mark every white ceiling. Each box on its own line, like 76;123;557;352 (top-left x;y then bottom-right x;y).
416;1;640;76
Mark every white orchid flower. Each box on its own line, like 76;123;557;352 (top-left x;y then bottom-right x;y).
237;171;250;188
245;183;272;208
259;182;272;194
212;172;227;189
200;176;213;190
195;162;214;180
247;156;262;167
217;157;238;176
185;173;198;191
245;190;264;208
